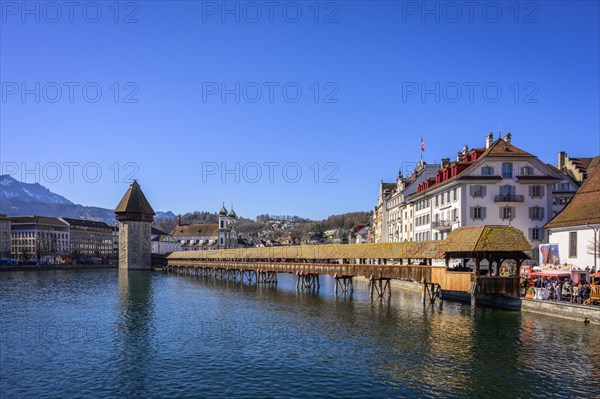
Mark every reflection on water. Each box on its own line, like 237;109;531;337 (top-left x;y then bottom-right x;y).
0;270;598;398
114;270;154;397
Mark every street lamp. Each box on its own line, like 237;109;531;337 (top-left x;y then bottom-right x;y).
587;221;598;272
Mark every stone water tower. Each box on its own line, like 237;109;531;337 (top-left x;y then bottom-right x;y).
114;180;155;270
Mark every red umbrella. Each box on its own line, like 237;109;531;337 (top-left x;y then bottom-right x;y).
590;272;600;277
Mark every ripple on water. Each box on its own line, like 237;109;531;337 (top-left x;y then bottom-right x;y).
0;270;598;399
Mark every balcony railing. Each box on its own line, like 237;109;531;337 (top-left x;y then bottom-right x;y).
431;220;452;230
494;194;524;202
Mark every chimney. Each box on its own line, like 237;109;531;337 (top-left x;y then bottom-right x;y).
441;158;450;168
456;151;462;162
558;151;566;170
176;215;182;226
486;132;494;149
503;132;512;144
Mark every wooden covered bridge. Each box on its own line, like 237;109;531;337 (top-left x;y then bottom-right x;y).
166;226;532;306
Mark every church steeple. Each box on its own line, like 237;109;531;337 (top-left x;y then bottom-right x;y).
228;205;237;218
219;202;228;216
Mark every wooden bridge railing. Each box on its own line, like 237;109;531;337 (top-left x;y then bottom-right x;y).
167;259;432;282
167;259;521;298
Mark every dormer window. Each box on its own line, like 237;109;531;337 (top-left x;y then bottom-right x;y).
521;166;534;176
482;166;494;176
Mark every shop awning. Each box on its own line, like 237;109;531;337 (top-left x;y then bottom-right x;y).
529;271;571;278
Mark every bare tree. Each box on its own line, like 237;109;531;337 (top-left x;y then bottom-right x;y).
586;239;600;258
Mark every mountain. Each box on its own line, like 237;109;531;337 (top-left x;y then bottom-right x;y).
0;175;73;205
155;211;176;219
0;175;174;224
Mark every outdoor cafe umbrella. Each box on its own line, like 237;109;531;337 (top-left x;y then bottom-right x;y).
591;272;600;277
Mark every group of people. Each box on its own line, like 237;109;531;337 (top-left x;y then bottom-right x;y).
522;277;599;304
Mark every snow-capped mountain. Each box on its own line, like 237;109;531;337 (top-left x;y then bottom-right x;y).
0;174;174;224
0;175;73;205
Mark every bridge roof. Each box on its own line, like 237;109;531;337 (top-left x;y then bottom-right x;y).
167;241;445;261
443;225;532;255
166;226;530;261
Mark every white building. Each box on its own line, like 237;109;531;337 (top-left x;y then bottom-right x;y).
545;163;600;272
375;133;562;261
351;225;370;244
170;223;219;251
374;162;438;243
151;227;182;254
10;216;70;263
169;204;238;251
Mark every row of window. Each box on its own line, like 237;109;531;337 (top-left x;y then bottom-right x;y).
481;163;537;178
552;197;570;205
415;231;431;241
12;232;68;239
469;206;545;221
435;189;458;208
481;163;533;178
553;182;571;191
469;185;545;198
12;239;69;246
416;214;430;227
435;209;458;222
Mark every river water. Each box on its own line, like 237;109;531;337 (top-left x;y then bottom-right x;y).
0;270;598;398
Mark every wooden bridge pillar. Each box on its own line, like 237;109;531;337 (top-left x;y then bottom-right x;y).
471;258;481;307
334;275;353;295
296;272;319;290
369;277;391;299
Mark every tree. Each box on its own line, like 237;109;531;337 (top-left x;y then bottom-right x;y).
586;238;600;258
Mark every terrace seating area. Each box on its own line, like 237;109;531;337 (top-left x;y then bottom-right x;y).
522;276;600;307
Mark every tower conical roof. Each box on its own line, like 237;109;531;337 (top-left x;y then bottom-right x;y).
114;180;155;222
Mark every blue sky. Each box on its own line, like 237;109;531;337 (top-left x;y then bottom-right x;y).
1;1;599;220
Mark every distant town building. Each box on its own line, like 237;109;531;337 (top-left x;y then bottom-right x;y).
10;216;70;263
170;223;219;250
374;133;562;259
557;151;600;183
59;217;113;258
170;204;239;251
151;227;182;254
548;153;600;217
545;164;600;272
277;235;294;245
0;214;11;258
374;162;439;243
351;224;370;244
324;229;340;244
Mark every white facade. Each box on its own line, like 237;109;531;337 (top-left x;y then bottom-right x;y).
547;225;599;271
151;236;182;254
550;174;579;218
375;135;561;259
10;216;70;263
411;158;556;246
